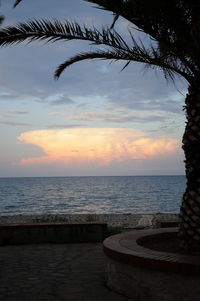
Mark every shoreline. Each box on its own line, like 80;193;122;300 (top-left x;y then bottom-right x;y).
0;213;179;228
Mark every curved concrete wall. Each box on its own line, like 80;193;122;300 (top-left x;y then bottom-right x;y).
105;257;200;301
103;229;200;301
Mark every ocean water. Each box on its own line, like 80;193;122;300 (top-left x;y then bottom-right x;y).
0;176;186;216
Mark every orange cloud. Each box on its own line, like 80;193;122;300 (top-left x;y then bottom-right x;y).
18;128;179;166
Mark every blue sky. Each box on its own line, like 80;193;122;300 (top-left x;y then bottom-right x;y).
0;0;187;177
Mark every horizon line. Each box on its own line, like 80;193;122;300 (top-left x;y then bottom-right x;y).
0;174;185;179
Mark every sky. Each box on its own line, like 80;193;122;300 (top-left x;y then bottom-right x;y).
0;0;187;177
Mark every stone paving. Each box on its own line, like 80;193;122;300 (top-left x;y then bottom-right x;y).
0;243;131;301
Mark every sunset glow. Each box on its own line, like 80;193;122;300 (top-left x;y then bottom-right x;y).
0;1;186;176
18;128;179;167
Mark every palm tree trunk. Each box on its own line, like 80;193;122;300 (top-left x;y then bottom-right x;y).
179;77;200;251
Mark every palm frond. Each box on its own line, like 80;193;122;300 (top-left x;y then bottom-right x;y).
13;0;22;8
7;0;200;82
55;49;132;79
54;46;154;79
85;0;200;76
0;15;4;26
0;17;195;82
54;38;191;82
85;0;126;16
0;19;131;53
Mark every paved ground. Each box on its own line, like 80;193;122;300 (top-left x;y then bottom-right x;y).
0;243;131;301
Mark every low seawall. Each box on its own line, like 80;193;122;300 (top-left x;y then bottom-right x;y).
0;213;179;229
0;222;107;245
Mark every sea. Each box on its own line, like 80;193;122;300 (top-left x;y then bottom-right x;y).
0;176;186;216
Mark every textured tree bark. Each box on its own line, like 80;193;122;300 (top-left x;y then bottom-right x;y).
179;78;200;251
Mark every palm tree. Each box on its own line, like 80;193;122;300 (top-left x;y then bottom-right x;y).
1;0;200;251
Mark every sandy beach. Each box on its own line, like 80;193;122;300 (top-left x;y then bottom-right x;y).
0;213;179;228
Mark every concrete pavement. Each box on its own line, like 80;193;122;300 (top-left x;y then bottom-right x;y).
0;242;131;301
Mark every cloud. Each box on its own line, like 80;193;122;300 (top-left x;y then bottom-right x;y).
0;109;29;119
0;0;186;177
0;92;19;101
48;95;75;106
0;120;33;126
106;89;186;114
18;128;179;167
48;112;60;116
7;110;29;115
45;123;86;129
68;111;169;123
0;120;85;128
